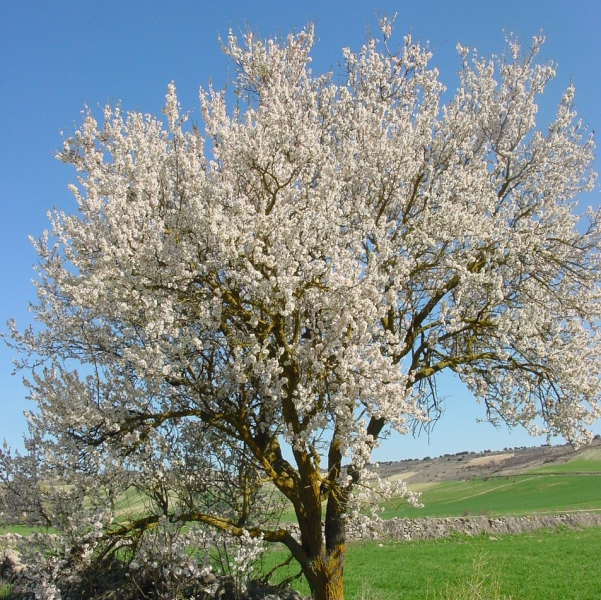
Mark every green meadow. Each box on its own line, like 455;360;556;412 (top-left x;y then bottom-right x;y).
3;525;601;598
251;458;601;597
527;449;601;474
381;448;601;519
262;526;601;599
382;473;601;519
275;469;601;523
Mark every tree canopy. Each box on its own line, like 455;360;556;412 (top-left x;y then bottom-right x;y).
2;19;600;600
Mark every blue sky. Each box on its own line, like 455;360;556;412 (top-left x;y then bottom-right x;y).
1;0;600;461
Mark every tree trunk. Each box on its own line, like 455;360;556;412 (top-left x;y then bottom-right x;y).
302;483;347;599
304;546;346;600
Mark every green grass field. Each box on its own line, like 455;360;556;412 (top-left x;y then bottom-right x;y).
261;526;601;599
380;451;601;519
527;449;601;474
3;450;599;534
275;471;601;523
381;473;601;519
3;525;600;599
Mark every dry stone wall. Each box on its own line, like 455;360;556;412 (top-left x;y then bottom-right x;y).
361;512;601;541
285;512;601;543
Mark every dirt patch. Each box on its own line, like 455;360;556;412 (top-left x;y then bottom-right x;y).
463;453;514;467
574;449;601;461
387;471;418;482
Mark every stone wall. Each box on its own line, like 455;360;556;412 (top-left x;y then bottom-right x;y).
284;511;601;543
363;511;601;541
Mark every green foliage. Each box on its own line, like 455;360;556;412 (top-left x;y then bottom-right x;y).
0;582;11;599
0;524;48;535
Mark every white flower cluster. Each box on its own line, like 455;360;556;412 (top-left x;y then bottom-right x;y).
343;468;423;540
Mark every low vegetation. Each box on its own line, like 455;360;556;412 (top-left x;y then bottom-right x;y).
261;526;601;599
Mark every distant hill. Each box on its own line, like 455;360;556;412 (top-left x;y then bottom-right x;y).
372;436;601;484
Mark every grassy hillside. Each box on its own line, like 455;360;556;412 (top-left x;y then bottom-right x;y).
275;469;601;522
527;449;601;474
256;461;601;523
375;448;601;519
3;463;601;598
382;474;601;519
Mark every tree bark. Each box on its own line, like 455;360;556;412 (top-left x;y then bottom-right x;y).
304;545;346;600
300;447;348;599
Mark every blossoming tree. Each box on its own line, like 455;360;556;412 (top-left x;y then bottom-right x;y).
2;18;601;600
